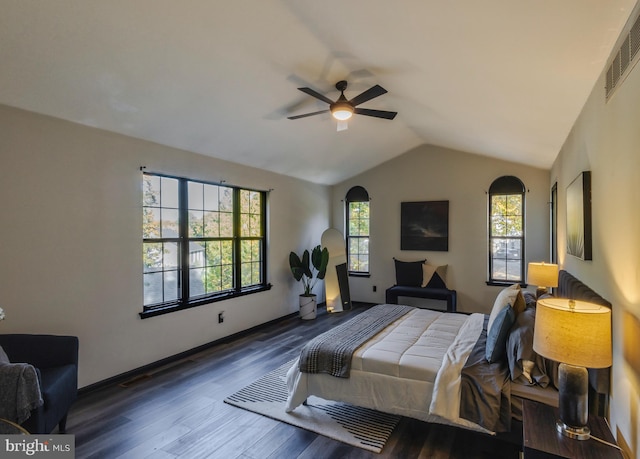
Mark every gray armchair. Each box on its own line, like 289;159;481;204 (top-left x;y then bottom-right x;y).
0;334;78;434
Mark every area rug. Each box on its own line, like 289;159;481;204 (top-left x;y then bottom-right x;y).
224;360;400;453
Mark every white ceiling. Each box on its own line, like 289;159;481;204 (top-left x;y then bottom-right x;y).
1;1;635;185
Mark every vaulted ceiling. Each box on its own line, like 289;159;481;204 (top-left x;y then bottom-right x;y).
1;1;635;184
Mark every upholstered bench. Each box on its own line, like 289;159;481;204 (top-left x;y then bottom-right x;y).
385;285;457;312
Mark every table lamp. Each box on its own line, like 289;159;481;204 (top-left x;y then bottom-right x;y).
533;297;612;440
527;262;558;298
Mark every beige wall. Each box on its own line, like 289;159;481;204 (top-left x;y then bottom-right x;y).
0;104;330;387
551;23;640;457
331;144;550;313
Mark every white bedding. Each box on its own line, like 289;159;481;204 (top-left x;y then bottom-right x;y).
285;308;490;432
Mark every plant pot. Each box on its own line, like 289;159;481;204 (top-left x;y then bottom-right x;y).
299;294;317;320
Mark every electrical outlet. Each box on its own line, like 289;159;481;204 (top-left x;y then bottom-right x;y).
373;285;377;292
218;312;224;323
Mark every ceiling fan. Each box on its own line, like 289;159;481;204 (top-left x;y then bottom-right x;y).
287;80;397;130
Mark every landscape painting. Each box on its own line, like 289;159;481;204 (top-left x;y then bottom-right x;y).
401;200;449;251
566;171;592;260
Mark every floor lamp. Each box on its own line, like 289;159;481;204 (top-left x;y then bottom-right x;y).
533;297;612;440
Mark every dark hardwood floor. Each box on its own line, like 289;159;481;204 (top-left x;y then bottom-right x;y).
67;304;522;458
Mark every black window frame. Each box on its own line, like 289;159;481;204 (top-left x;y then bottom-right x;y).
345;186;371;277
487;176;526;286
141;172;270;318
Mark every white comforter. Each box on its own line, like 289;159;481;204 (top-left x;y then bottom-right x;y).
285;308;490;432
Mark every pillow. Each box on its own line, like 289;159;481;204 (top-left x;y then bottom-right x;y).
506;304;559;388
0;345;10;365
506;305;537;381
487;283;521;332
485;303;516;363
522;291;537;309
421;264;448;289
394;258;426;287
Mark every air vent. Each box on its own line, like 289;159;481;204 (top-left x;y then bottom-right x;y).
606;9;640;100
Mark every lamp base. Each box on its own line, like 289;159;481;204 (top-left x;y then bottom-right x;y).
557;363;590;441
535;286;549;298
556;420;590;440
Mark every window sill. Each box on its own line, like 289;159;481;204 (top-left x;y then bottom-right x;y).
486;281;528;288
349;272;371;278
140;284;272;319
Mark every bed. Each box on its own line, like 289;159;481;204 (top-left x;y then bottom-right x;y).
285;270;611;434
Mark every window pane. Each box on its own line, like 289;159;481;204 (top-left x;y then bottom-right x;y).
143;272;163;305
164;242;179;268
190;268;205;297
206;266;222;293
189;210;204;237
161;209;179;237
220;187;233;211
143;208;161;238
492;238;509;258
143;175;160;206
358;255;369;272
249;192;261;214
491;216;506;237
163;270;179;301
203;211;219;237
222;265;233;290
491;195;506;216
143;242;163;272
203;184;219;211
190;241;205;268
206;241;221;265
505;217;522;236
506;261;521;281
506;195;522;215
492;259;507;280
161;177;179;209
188;182;203;210
220;213;233;237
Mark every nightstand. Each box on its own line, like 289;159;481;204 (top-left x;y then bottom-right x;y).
522;400;623;458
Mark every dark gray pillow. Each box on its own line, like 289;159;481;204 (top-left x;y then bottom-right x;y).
506;305;559;388
393;258;426;287
506;306;536;380
485;304;516;363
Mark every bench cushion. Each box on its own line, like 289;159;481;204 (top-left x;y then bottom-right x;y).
385;285;457;312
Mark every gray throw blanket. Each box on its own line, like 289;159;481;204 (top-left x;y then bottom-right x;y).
299;304;413;378
459;316;511;432
0;363;43;423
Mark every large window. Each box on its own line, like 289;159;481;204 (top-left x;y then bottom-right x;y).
488;176;525;284
142;173;268;317
345;186;370;275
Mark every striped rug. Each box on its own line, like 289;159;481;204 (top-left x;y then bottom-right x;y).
224;360;400;453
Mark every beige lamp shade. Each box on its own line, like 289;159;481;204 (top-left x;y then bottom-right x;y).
533;298;612;368
527;262;559;288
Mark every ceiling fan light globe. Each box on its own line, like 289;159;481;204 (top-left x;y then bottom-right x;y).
331;103;354;120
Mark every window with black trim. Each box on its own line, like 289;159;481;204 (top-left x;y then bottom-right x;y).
488;176;525;283
142;173;268;317
345;186;370;275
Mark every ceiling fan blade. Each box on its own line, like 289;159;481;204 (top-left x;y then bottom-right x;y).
287;109;330;120
349;84;387;106
297;87;334;105
354;108;397;120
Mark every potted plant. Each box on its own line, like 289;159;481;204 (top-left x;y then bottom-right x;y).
289;245;329;319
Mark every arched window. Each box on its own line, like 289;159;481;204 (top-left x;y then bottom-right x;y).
488;176;525;284
345;186;370;275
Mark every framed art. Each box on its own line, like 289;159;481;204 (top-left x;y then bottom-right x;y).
401;200;449;251
566;171;592;260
